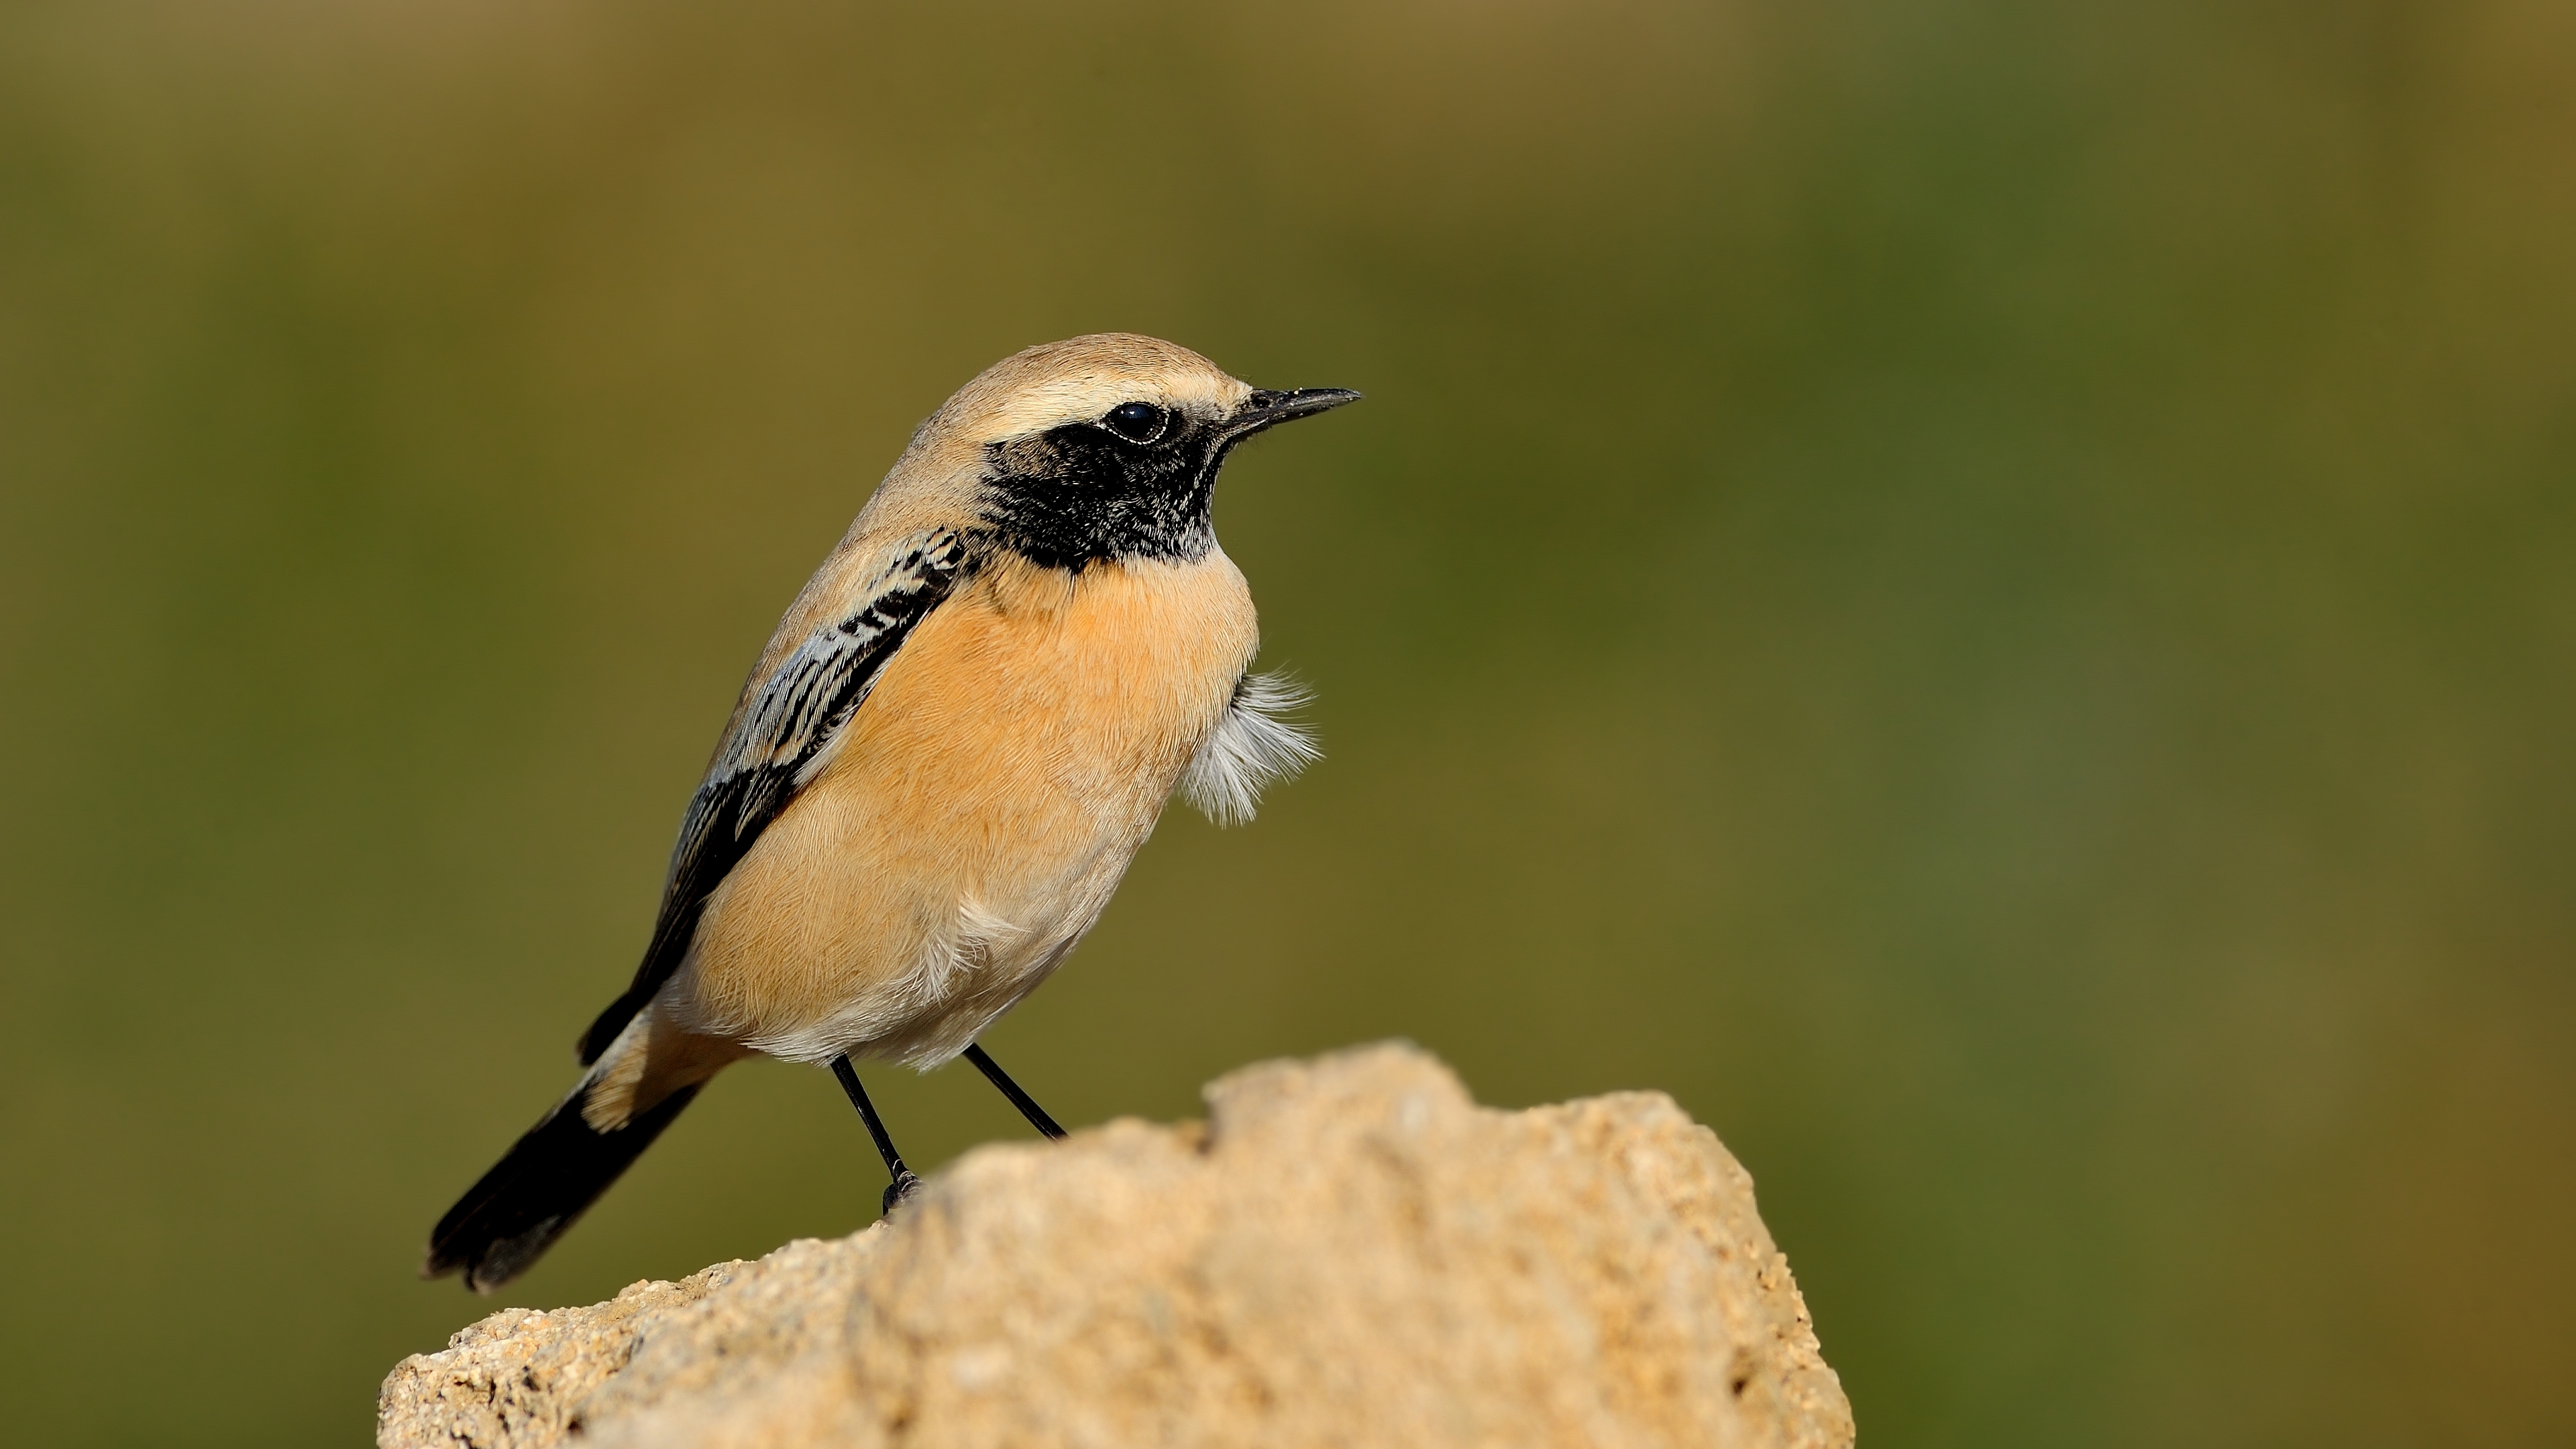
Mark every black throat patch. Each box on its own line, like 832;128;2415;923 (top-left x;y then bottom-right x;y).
974;415;1236;572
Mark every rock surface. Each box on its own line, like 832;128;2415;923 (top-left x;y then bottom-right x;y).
379;1044;1854;1449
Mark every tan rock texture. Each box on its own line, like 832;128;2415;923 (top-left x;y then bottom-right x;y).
380;1044;1854;1449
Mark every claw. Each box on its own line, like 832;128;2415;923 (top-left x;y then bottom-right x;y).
881;1169;923;1217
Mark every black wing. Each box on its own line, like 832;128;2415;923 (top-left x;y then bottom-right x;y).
577;529;967;1065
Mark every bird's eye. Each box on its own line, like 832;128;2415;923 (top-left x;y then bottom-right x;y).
1103;401;1171;444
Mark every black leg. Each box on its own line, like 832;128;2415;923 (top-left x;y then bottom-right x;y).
963;1042;1068;1140
830;1055;922;1215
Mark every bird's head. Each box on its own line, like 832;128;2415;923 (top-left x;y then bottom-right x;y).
883;333;1358;572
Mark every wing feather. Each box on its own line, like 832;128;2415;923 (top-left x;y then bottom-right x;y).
576;529;967;1065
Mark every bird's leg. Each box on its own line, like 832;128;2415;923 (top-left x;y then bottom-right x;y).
962;1043;1069;1140
830;1055;922;1215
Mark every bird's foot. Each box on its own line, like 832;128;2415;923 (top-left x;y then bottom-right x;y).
881;1169;923;1217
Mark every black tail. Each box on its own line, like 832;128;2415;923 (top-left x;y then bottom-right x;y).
423;1082;702;1293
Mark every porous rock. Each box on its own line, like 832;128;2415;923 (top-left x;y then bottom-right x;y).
379;1043;1854;1448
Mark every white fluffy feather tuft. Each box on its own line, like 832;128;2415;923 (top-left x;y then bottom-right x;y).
1179;671;1320;827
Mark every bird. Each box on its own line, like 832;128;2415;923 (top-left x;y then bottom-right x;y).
423;334;1358;1293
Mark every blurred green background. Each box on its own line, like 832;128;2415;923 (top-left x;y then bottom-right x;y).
3;1;2571;1444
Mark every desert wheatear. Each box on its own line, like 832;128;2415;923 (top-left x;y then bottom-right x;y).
425;335;1355;1291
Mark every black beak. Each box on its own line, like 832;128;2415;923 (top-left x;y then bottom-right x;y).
1226;386;1363;440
